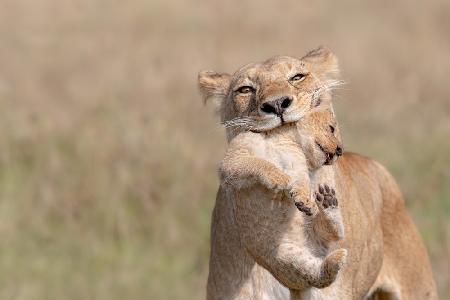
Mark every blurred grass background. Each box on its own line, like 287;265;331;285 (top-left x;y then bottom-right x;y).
0;0;449;299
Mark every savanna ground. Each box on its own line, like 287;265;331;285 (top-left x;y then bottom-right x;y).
0;0;449;299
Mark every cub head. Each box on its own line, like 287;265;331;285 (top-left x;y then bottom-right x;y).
198;46;342;140
298;108;343;169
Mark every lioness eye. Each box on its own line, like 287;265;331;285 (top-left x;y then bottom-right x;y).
236;86;254;94
329;125;335;133
290;73;306;82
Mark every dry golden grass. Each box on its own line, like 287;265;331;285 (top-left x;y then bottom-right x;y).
0;0;449;298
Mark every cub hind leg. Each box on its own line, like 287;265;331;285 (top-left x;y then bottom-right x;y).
313;184;345;242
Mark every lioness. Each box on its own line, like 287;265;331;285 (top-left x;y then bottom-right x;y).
200;47;437;299
220;107;347;289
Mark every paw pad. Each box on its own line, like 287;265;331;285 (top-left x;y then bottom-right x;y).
316;184;338;209
294;201;313;216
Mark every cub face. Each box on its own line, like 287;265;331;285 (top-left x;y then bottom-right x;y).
198;46;341;138
298;108;343;169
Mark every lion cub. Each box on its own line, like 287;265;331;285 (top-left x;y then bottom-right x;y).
220;106;343;221
220;106;346;287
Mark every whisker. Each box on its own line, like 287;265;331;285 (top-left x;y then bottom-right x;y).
307;79;347;102
222;117;256;133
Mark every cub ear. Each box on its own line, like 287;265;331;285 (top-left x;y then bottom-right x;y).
301;46;339;77
198;70;231;104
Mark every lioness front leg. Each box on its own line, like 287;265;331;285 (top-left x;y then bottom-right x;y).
312;184;344;242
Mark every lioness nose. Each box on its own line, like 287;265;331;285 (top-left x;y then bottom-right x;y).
336;146;343;156
260;96;292;116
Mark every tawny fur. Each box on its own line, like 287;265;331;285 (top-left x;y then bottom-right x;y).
219;107;347;290
221;107;344;234
199;47;437;300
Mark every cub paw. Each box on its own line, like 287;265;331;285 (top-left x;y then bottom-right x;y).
312;248;347;288
315;184;338;209
290;188;318;217
323;248;347;276
261;171;291;191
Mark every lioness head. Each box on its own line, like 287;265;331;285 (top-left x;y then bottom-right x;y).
198;46;341;139
298;108;343;169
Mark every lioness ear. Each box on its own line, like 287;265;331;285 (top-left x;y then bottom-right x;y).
301;46;339;77
198;70;231;104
